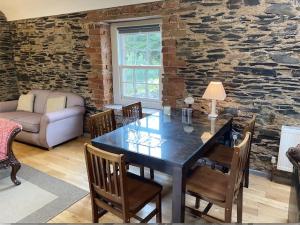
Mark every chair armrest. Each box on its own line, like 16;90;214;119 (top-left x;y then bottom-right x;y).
41;106;85;124
0;100;18;113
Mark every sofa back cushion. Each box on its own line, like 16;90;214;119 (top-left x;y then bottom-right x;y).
46;96;67;113
29;90;51;114
16;94;35;112
28;90;84;114
49;91;84;108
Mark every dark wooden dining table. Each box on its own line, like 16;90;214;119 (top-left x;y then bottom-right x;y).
92;109;233;222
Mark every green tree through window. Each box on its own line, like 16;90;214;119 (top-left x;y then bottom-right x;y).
118;29;162;101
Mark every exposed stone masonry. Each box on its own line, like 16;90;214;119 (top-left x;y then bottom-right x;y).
0;12;19;101
173;0;300;171
2;0;300;172
10;13;96;113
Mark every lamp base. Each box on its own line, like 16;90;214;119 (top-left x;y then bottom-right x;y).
208;99;218;118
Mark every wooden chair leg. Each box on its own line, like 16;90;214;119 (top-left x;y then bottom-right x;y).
224;207;232;223
92;201;99;223
140;166;145;178
237;185;243;223
10;162;21;185
123;216;130;223
195;197;200;209
156;193;162;223
150;169;154;180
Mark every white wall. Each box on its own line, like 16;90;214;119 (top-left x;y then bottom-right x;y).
0;0;162;21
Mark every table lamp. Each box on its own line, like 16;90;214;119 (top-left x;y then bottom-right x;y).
202;81;226;118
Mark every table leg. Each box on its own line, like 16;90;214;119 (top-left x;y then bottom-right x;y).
172;166;186;222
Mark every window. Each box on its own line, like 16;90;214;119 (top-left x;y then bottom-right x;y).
111;20;163;109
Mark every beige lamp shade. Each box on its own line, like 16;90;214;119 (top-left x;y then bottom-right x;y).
202;81;226;100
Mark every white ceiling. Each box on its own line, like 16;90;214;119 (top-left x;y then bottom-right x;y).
0;0;162;21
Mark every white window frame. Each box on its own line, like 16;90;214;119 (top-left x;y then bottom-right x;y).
111;19;163;109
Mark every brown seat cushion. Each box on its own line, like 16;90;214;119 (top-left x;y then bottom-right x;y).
126;173;162;213
0;112;42;133
203;143;234;167
186;166;229;203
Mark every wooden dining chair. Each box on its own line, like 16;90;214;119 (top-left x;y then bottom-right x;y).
122;102;143;119
122;102;155;180
84;144;162;223
203;114;256;188
89;109;116;139
186;132;252;223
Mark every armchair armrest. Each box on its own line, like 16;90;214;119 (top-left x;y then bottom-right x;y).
0;100;18;113
41;106;85;124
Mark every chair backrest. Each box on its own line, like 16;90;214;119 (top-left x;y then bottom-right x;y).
89;109;116;139
122;102;143;120
227;132;252;200
84;144;128;215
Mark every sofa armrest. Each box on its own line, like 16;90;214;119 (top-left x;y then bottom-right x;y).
0;100;18;113
41;106;85;124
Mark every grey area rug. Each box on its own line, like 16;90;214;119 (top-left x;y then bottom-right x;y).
0;164;88;223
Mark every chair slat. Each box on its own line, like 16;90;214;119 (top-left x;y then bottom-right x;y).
89;110;116;138
106;160;113;194
122;102;143;119
113;162;119;196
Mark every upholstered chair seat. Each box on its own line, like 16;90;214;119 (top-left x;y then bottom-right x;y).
0;118;22;185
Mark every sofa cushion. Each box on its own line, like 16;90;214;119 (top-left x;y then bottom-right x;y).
49;91;84;108
29;90;51;114
0;112;42;133
17;94;35;112
46;96;67;113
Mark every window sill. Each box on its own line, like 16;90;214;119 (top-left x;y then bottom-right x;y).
105;104;160;115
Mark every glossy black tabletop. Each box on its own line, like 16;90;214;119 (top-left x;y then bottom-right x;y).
92;110;232;167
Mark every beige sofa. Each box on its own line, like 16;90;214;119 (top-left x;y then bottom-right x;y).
0;90;85;149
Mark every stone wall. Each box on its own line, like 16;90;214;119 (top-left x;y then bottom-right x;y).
8;0;300;172
10;13;97;113
0;12;19;101
170;0;300;171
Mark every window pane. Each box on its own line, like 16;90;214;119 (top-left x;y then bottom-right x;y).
136;51;147;65
122;68;134;83
123;83;134;97
125;51;135;65
148;84;159;99
135;34;147;50
136;84;147;98
149;32;161;50
149;51;161;65
135;69;146;83
123;34;135;65
124;34;136;49
147;69;160;84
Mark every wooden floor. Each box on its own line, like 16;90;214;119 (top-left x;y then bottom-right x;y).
12;137;290;223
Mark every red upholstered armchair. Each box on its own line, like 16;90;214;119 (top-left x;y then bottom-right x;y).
0;118;22;185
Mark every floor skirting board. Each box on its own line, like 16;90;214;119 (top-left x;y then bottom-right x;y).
250;168;291;185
